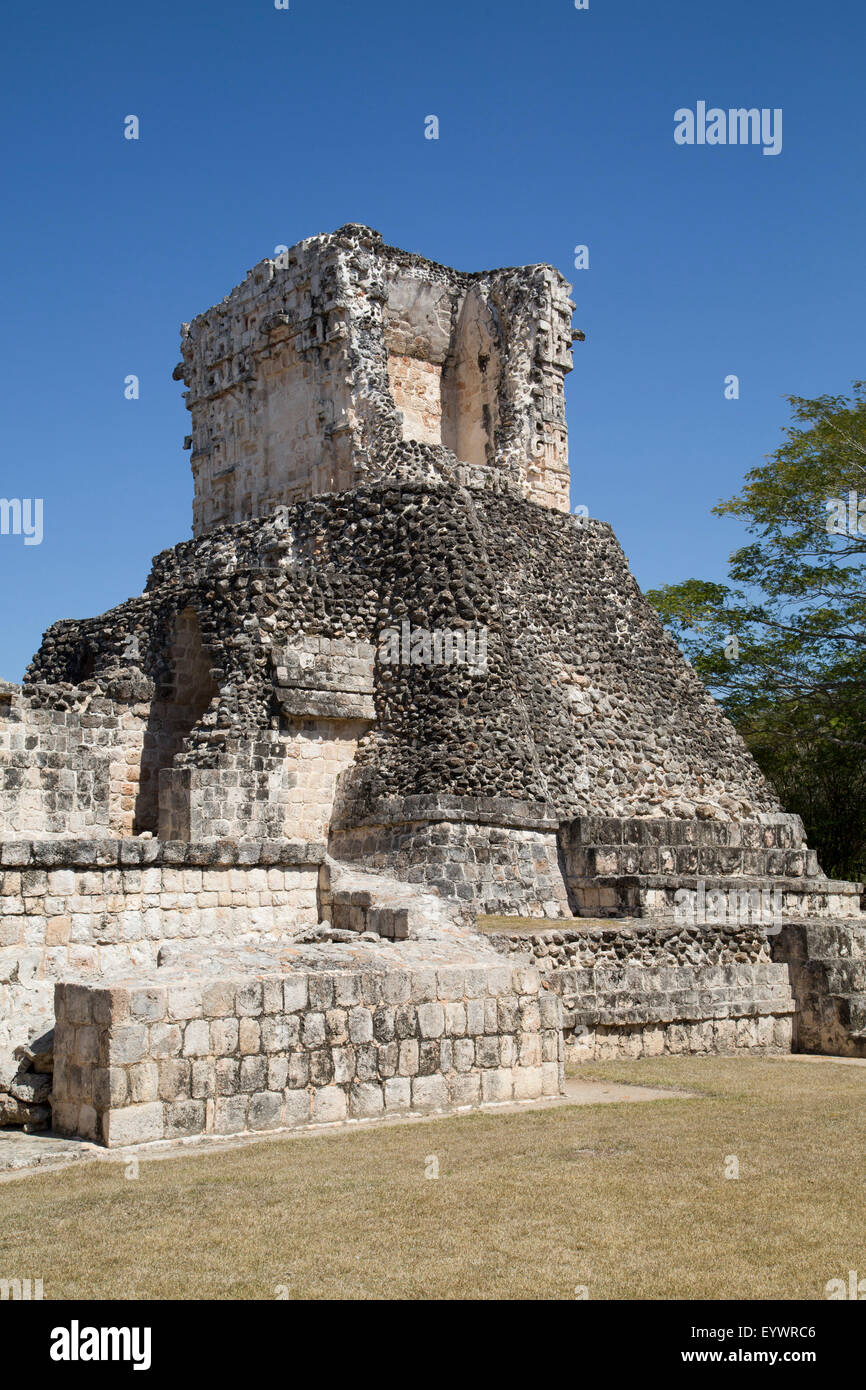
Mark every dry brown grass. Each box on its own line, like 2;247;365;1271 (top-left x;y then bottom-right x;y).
0;1056;863;1300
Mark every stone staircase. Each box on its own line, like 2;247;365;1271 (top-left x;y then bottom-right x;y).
552;815;866;1058
558;816;862;920
318;827;866;1064
318;856;463;941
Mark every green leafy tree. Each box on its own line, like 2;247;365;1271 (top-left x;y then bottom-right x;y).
647;382;866;879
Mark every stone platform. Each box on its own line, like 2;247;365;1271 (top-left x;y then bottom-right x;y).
1;227;863;1143
485;919;796;1060
51;929;564;1147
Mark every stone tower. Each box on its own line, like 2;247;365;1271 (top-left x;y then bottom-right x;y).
174;224;576;535
1;227;864;1146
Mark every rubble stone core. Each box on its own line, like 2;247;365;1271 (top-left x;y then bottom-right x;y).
1;226;864;1143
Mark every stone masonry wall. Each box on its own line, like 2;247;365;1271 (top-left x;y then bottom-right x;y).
159;721;369;844
51;958;564;1145
24;482;792;831
330;804;570;918
176;225;576;535
0;684;148;840
487;921;795;1060
0;838;323;1077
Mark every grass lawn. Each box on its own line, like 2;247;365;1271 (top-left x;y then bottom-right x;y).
1;1056;864;1300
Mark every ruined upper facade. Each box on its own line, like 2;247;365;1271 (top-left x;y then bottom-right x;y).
175;224;576;535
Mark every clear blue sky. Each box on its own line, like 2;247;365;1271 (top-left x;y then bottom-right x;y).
1;0;864;680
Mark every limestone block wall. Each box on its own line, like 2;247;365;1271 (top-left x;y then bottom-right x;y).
0;685;147;840
0;678;370;851
281;723;367;842
158;737;293;842
487;921;795;1060
159;719;367;844
135;608;219;834
268;633;376;842
0;838;323;1074
51;958;564;1145
177;236;361;535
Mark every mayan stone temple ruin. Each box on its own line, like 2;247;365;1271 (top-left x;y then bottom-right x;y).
1;223;864;1144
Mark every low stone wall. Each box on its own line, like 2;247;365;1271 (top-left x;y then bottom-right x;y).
557;961;794;1060
486;922;795;1060
0;838;324;1076
51;956;564;1145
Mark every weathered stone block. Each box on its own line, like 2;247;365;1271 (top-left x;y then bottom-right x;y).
238;1018;261;1055
383;1076;411;1110
214;1095;249;1135
240;1055;267;1092
248;1091;282;1130
312;1086;347;1123
417;1002;445;1039
158;1058;191;1103
286;1052;310;1089
127;1061;159;1104
104;1102;164;1147
183;1019;211;1057
165;1099;206;1138
481;1068;514;1103
513;1066;544;1100
283;1090;311;1126
411;1074;449;1110
448;1073;481;1107
349;1082;384;1118
109;1024;148;1065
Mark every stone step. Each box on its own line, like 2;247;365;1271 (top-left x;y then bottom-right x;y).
774;920;866;961
319;856;458;940
569;875;862;921
560;815;808;851
568;845;823;880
